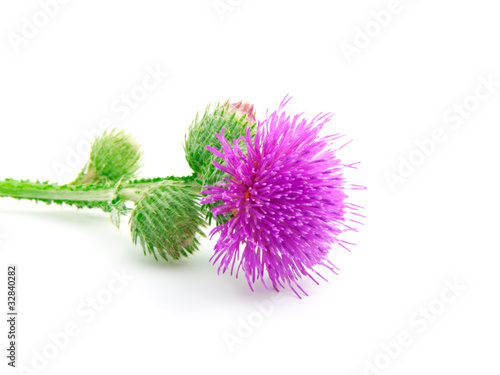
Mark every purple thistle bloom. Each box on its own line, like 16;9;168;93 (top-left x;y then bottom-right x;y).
201;96;363;298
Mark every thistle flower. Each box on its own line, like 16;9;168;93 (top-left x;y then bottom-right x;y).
0;97;363;294
201;97;363;297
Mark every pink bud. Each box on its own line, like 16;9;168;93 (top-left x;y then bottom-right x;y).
223;100;256;124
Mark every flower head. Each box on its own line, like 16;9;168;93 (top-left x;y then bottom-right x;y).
201;96;363;297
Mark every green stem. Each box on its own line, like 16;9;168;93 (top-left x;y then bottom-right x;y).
120;176;200;202
0;179;115;201
0;174;201;209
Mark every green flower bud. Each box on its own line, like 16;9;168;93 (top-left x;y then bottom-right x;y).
184;101;256;225
183;101;256;175
129;180;206;261
73;129;143;185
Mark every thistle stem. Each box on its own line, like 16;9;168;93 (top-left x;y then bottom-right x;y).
0;175;201;208
119;178;200;203
0;179;115;202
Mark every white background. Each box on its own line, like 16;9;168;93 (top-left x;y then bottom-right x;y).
1;1;499;374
